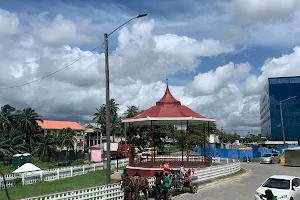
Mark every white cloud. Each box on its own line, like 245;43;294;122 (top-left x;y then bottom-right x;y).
30;14;97;45
0;9;19;37
186;62;251;96
245;46;300;95
232;0;300;23
107;20;235;83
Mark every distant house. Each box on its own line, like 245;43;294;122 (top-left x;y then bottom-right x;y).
84;123;105;149
37;120;85;151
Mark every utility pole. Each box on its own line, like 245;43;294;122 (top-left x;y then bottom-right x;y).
279;96;297;150
103;14;147;184
104;33;111;183
279;102;285;150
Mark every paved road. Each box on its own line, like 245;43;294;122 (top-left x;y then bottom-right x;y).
177;163;300;200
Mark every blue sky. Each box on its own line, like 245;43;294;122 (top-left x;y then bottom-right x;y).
0;0;300;134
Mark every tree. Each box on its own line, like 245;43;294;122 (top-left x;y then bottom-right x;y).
16;108;43;148
0;104;17;131
58;128;76;151
124;105;140;118
33;134;57;162
94;99;121;142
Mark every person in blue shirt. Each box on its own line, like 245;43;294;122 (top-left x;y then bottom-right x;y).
121;169;128;179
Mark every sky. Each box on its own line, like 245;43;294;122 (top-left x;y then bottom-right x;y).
0;0;300;135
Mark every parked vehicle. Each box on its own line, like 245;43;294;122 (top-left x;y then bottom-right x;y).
110;153;126;160
141;147;157;156
255;175;300;200
260;153;280;164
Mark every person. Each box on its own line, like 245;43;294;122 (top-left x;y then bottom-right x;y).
260;189;277;200
133;169;141;177
163;171;170;200
185;169;192;186
121;169;128;179
180;163;185;179
154;172;162;200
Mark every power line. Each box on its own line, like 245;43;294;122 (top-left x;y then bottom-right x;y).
0;43;104;90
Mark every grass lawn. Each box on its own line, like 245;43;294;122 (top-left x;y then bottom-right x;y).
0;169;116;200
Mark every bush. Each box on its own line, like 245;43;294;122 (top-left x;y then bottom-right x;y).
13;178;22;186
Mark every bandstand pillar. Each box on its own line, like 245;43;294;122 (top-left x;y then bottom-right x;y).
207;121;211;166
186;120;189;166
203;125;206;164
150;121;154;165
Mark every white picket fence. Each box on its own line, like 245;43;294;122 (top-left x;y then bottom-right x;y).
20;161;241;200
211;157;236;164
0;159;128;189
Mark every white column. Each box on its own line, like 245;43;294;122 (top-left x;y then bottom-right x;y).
57;169;60;180
71;167;73;177
40;171;43;182
83;166;85;174
21;173;25;185
94;164;96;171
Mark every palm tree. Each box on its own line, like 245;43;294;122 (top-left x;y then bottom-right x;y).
0;104;17;131
58;128;76;161
16;108;43;147
93;99;120;141
124;105;140;118
33;134;57;162
0;129;27;164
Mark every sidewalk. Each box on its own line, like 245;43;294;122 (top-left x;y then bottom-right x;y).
111;169;123;180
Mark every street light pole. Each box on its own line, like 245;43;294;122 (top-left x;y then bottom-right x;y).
279;96;297;150
104;14;147;184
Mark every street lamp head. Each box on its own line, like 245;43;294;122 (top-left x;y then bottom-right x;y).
137;14;147;18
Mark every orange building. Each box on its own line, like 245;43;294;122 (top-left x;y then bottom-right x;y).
37;120;85;151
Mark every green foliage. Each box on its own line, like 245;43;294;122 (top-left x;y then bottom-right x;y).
13;178;22;186
0;104;56;165
240;134;261;143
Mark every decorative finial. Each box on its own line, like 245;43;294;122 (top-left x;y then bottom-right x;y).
166;77;168;86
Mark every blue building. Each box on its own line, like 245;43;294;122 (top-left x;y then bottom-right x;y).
260;76;300;141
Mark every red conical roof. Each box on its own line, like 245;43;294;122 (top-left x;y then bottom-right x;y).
156;85;181;106
125;84;208;120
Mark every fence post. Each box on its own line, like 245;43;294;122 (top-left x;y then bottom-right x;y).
40;171;43;182
57;168;60;180
22;173;25;185
94;164;96;171
83;166;85;174
71;167;73;177
226;158;229;164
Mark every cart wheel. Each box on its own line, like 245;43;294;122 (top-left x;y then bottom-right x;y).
190;184;198;193
148;188;154;198
178;183;184;192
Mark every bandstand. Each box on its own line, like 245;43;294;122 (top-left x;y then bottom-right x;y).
121;81;216;177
